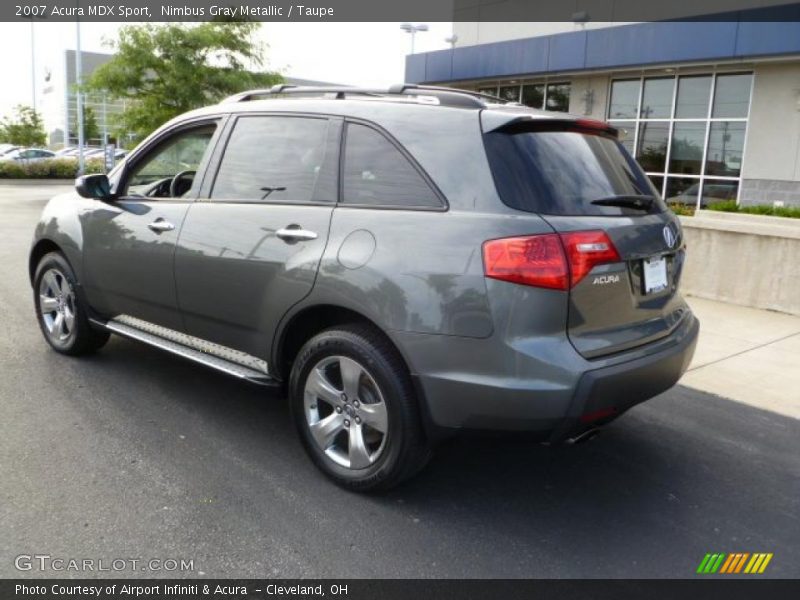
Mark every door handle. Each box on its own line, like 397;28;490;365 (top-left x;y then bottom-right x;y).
148;218;175;233
276;226;318;241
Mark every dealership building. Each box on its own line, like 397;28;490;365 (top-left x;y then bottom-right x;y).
406;21;800;207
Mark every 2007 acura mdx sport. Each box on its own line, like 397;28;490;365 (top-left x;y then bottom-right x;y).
30;84;699;491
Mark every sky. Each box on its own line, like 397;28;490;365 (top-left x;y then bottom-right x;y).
0;21;454;116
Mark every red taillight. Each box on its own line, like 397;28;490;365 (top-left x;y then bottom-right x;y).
559;230;621;287
482;230;620;291
483;234;568;290
573;118;618;138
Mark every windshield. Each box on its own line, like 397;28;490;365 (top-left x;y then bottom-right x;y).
484;128;666;216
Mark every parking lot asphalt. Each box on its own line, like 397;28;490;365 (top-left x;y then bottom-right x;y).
1;184;798;579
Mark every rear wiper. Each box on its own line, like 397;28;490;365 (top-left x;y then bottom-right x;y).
590;195;654;210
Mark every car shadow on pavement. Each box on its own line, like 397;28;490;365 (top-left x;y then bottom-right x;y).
72;337;800;577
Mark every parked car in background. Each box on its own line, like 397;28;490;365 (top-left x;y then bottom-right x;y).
29;84;698;491
666;182;738;207
0;144;20;156
1;148;56;164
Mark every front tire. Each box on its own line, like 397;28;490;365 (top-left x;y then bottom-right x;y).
289;324;430;492
33;252;109;356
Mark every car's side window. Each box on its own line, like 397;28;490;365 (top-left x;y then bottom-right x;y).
211;116;330;203
123;124;217;199
341;122;442;208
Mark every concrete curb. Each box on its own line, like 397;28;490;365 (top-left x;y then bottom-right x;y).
0;179;73;186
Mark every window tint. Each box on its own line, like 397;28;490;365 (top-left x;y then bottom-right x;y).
212;116;329;202
485;128;663;216
126;125;216;197
342;123;441;208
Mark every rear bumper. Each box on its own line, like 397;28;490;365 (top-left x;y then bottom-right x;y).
401;311;699;439
548;314;699;442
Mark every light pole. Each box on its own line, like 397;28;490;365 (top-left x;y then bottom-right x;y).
400;23;428;55
30;19;36;112
75;1;85;175
445;34;458;49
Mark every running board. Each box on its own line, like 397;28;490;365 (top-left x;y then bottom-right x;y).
92;316;277;386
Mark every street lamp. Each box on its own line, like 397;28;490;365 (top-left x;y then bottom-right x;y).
445;34;458;49
75;0;85;175
400;23;428;55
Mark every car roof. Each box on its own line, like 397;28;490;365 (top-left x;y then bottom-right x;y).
170;84;588;132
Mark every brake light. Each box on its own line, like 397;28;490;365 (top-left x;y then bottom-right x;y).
483;234;568;290
573;118;618;137
482;230;620;290
559;230;621;287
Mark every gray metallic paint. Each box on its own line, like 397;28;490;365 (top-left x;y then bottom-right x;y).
30;96;699;438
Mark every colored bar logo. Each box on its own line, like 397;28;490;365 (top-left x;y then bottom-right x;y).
696;553;773;574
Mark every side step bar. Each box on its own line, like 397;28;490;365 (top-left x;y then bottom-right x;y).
91;316;277;386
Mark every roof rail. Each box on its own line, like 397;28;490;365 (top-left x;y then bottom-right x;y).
220;83;508;109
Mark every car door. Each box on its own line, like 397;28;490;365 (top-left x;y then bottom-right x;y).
81;117;225;330
173;114;339;361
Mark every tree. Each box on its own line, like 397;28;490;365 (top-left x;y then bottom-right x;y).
83;106;100;142
71;105;101;143
0;105;47;147
86;22;282;141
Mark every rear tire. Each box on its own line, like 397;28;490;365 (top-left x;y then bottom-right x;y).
289;324;431;492
33;252;109;356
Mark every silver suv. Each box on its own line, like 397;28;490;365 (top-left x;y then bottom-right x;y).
30;84;699;491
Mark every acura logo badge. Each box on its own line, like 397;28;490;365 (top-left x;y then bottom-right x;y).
663;224;677;249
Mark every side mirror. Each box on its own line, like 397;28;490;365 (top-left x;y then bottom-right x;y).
75;174;112;200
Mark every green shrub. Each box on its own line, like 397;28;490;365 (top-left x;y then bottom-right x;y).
706;200;738;213
0;158;106;179
667;202;696;217
707;200;800;219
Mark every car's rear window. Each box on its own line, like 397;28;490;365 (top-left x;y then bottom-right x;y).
484;126;666;216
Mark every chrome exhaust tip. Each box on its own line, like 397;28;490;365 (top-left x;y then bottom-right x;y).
566;427;602;445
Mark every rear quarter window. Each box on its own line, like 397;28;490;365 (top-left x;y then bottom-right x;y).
484;126;666;216
342;122;443;209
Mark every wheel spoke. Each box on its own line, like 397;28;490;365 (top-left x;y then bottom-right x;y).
348;425;372;469
52;312;65;338
40;295;58;312
339;357;362;400
306;367;342;407
63;306;75;333
309;412;344;450
359;400;388;433
43;271;59;295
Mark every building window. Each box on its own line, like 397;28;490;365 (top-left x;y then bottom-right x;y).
474;81;571;112
608;72;752;208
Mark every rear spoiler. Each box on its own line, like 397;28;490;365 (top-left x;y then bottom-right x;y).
480;113;618;138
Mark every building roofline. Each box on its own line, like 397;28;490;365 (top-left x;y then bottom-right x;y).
406;21;800;84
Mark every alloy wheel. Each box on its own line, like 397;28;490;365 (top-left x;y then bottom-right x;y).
303;355;389;470
38;268;77;344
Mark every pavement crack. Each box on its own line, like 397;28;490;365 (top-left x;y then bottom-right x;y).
687;330;800;372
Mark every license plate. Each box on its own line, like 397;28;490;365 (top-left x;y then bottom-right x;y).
643;256;668;294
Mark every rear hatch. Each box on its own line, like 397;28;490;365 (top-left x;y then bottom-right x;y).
482;115;689;359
